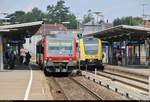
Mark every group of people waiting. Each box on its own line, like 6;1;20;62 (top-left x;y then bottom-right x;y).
5;46;31;69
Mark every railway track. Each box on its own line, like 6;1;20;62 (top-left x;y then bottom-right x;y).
82;70;149;100
69;77;103;100
52;77;102;100
90;70;149;92
47;75;128;100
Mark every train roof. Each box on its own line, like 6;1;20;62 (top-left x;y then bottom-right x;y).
46;32;75;40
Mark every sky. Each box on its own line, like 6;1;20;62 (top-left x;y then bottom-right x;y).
0;0;150;22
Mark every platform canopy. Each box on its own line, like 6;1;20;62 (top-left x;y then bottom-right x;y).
0;21;43;38
86;25;150;42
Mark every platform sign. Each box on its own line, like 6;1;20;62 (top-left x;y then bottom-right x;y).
126;40;145;45
112;42;121;49
8;39;26;45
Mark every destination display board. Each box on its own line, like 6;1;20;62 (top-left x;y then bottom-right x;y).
126;40;145;45
8;39;26;45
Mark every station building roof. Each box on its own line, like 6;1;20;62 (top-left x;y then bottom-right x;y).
86;25;150;42
0;21;43;38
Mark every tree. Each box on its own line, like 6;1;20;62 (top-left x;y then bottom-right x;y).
82;9;94;24
6;11;26;24
4;0;78;29
6;8;46;24
47;0;77;28
47;0;70;23
113;16;144;26
66;13;78;29
24;7;45;22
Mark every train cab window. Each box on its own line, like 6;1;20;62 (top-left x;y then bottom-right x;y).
36;46;40;53
36;45;44;53
83;37;99;55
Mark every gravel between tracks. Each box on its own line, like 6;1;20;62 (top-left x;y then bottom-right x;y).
54;77;97;100
46;77;67;100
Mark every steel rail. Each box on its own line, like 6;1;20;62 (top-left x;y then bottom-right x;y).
69;77;104;100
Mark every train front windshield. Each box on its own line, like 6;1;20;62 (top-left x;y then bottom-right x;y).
46;33;74;56
83;38;98;55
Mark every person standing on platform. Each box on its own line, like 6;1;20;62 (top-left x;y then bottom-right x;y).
9;50;16;69
25;51;31;66
5;49;10;69
20;46;25;64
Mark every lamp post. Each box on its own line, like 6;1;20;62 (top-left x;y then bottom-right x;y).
141;4;147;18
141;4;148;26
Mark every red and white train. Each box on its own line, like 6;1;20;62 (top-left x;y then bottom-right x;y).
36;32;78;76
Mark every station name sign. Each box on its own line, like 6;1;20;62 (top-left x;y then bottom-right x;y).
8;39;26;45
126;40;145;45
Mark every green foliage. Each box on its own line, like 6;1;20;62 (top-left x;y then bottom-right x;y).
6;11;26;24
66;13;78;29
4;0;78;29
24;7;46;22
6;8;46;24
46;0;77;28
113;16;144;26
47;0;69;23
82;9;94;24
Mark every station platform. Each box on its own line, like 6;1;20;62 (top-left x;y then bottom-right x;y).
0;64;53;100
104;64;150;76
